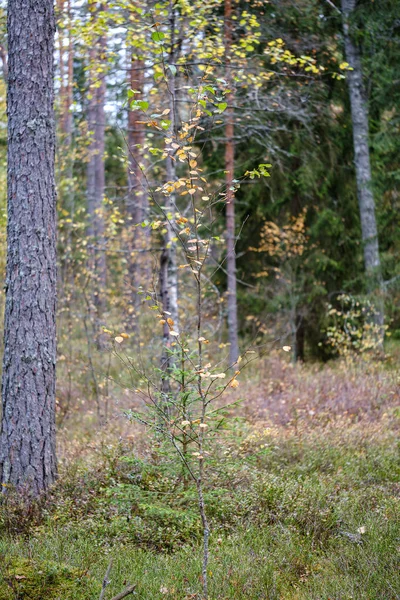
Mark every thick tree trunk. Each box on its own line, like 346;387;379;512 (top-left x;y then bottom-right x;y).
341;0;383;327
224;0;239;366
87;9;107;309
0;0;57;494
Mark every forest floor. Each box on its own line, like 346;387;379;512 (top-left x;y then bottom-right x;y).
0;353;399;599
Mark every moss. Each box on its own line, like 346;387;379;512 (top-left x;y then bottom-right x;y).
0;557;97;599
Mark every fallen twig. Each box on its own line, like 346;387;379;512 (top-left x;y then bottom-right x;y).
109;584;137;600
99;560;113;600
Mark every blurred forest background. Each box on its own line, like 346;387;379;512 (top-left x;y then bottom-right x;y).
0;0;396;385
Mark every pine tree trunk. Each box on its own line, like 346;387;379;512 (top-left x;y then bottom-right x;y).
95;32;107;290
87;7;107;309
224;0;239;366
127;57;146;226
127;53;147;326
58;0;73;146
341;0;384;327
0;0;57;494
57;0;74;289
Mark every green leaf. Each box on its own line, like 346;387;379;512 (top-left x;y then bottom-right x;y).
151;31;165;42
217;102;228;112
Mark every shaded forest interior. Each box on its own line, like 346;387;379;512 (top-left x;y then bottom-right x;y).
0;1;399;599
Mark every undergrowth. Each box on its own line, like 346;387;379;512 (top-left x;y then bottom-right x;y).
0;400;399;599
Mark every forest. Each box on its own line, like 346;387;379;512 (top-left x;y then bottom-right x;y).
0;0;399;598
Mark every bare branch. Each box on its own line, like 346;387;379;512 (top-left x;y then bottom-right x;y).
99;560;113;600
109;585;137;600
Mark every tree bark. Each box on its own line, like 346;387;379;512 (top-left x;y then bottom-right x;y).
57;0;73;146
160;84;179;392
224;0;239;366
160;2;180;391
127;52;148;326
341;0;383;326
0;0;57;494
127;57;146;226
57;0;75;289
87;4;107;309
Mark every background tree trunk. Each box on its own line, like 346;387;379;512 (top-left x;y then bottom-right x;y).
127;52;147;327
160;2;180;390
87;5;107;310
0;0;57;494
224;0;239;365
341;0;384;328
0;44;7;85
57;0;73;146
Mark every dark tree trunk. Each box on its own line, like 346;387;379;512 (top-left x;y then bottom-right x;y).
0;0;57;494
294;313;305;363
224;0;239;366
341;0;384;328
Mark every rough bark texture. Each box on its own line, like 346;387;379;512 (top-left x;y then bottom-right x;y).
341;0;382;293
87;7;107;305
0;0;57;494
224;0;239;366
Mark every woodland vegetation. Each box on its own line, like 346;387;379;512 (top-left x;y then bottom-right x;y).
0;0;399;598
